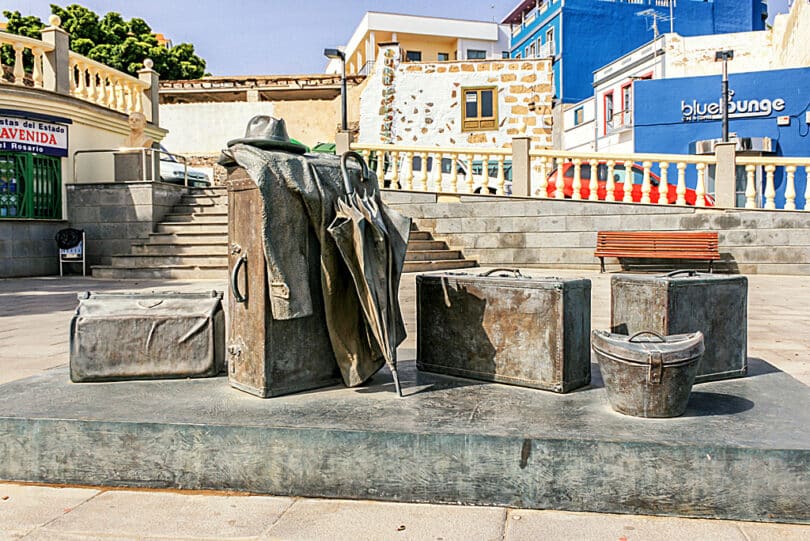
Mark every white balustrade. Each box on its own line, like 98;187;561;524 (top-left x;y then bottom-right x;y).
676;162;687;205
588;159;599;201
350;143;810;211
695;163;706;207
640;161;652;204
68;52;148;115
764;165;776;209
572;159;582;200
0;33;52;88
622;160;633;203
744;165;757;209
784;166;796;210
605;160;616;202
657;162;669;205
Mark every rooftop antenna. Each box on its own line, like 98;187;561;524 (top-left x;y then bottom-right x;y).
636;8;671;39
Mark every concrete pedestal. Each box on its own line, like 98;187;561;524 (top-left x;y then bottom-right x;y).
0;359;807;523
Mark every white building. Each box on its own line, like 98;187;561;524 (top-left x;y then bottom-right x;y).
326;12;510;76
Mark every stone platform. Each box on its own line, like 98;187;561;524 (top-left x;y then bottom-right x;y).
0;358;807;524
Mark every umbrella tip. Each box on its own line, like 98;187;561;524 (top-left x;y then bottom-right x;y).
391;367;404;398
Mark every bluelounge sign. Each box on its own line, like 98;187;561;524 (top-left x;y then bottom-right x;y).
681;90;785;122
0;114;69;157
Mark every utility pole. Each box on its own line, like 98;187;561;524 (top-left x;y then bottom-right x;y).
715;50;734;142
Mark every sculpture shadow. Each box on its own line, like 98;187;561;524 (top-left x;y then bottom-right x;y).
681;391;755;417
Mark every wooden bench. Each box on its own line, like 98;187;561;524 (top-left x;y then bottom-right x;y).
595;231;720;273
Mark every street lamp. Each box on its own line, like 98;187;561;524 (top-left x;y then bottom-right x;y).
324;47;348;132
715;50;734;143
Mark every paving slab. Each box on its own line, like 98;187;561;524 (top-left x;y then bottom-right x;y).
32;490;293;540
263;498;506;541
0;483;98;540
503;509;749;541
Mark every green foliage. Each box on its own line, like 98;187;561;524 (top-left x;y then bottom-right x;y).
1;3;206;80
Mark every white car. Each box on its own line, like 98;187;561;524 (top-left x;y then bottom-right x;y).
383;155;512;195
159;146;210;187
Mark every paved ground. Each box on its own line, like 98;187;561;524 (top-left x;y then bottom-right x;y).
0;270;808;540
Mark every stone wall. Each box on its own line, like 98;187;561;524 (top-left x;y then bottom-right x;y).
359;45;553;150
66;182;186;266
383;191;810;275
0;220;68;277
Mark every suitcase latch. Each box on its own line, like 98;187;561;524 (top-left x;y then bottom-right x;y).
648;352;664;384
230;243;242;255
227;339;243;374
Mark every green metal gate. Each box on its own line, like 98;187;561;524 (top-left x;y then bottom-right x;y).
0;152;62;219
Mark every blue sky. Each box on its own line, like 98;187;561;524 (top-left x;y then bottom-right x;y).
2;0;792;76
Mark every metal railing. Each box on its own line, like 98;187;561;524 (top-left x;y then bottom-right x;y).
72;147;191;186
0;151;61;219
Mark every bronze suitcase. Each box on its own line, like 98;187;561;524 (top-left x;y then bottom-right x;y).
610;270;747;383
70;290;225;382
417;270;591;393
227;170;342;397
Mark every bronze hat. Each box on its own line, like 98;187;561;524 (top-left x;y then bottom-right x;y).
227;116;307;154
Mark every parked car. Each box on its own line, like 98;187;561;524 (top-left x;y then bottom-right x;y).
385;155;513;195
543;162;714;206
159;146;211;187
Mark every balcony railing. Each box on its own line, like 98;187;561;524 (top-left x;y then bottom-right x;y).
0;32;54;88
1;21;153;118
351;141;810;211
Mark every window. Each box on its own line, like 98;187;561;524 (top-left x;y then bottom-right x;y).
467;49;486;60
621;82;633;127
502;51;510;59
604;91;614;134
514;52;522;59
462;87;498;131
546;27;555;56
437;52;449;61
529;43;536;58
405;50;422;62
573;107;584;126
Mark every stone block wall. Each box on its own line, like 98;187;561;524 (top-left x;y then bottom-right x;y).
66;182;186;266
359;44;553;150
0;220;68;277
383;191;810;275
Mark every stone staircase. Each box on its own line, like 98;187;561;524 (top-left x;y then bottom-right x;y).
92;187;229;279
93;187;475;279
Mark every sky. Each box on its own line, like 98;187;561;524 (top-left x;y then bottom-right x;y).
2;0;793;77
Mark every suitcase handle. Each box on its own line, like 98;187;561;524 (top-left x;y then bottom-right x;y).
231;253;247;303
481;268;523;278
664;270;699;278
628;331;666;343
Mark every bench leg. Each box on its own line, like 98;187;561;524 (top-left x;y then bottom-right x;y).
708;260;713;274
600;257;605;273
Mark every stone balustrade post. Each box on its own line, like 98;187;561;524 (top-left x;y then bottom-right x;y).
138;59;160;125
714;141;737;208
40;16;70;95
511;136;531;197
335;131;354;155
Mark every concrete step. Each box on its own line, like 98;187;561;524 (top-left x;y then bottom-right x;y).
407;240;448;251
156;221;228;234
109;254;227;268
172;204;229;214
92;265;227;280
131;242;228;255
148;232;228;244
403;259;477;273
162;212;229;223
406;250;463;262
408;231;433;241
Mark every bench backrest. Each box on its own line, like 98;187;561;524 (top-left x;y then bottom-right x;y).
595;231;720;259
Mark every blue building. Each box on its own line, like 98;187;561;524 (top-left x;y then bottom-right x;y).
502;0;767;104
634;67;810;209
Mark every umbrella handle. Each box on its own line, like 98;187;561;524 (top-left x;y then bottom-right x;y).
340;151;369;195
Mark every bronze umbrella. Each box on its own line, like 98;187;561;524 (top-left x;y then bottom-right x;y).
327;151;412;396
